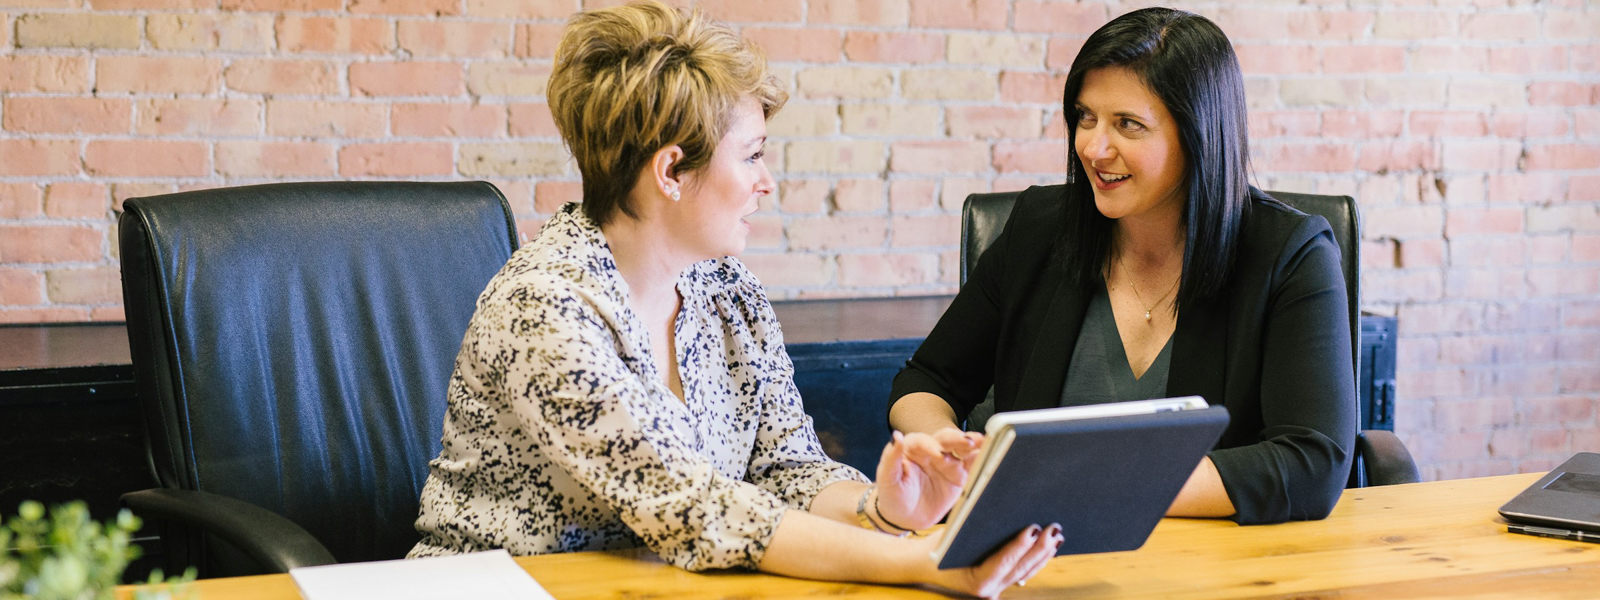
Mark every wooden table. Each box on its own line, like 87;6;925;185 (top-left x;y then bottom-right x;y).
117;473;1600;599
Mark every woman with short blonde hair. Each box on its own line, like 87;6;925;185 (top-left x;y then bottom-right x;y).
546;0;785;225
411;2;1057;597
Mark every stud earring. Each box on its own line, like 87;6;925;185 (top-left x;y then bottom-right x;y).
670;190;680;201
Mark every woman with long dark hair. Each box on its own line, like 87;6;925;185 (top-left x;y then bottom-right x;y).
889;7;1356;525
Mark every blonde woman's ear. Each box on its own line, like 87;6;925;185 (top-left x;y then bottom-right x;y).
651;145;687;201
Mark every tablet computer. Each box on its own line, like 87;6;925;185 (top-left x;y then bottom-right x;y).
932;396;1229;569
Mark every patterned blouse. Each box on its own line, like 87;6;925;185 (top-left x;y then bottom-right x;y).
409;204;867;571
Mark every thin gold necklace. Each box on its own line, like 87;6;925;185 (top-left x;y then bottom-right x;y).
1122;258;1179;323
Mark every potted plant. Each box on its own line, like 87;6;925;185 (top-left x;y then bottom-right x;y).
1;500;193;600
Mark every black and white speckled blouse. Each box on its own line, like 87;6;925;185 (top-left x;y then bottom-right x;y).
409;203;867;571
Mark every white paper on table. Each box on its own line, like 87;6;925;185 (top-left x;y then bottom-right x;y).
289;549;555;600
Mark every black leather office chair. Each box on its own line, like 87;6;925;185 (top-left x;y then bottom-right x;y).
117;182;518;578
961;189;1420;488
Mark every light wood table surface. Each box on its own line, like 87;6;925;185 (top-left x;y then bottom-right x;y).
118;473;1600;599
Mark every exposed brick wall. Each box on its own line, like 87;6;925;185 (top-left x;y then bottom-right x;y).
0;0;1596;480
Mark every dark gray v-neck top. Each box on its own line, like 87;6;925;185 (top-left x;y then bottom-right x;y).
1060;285;1174;407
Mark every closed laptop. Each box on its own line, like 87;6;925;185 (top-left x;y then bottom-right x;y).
1498;452;1600;533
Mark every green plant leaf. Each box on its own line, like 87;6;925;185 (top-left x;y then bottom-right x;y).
16;502;43;522
1;501;178;600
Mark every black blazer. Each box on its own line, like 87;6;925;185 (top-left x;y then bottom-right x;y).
890;185;1357;525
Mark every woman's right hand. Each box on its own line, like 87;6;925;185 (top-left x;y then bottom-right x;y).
918;523;1063;599
876;428;985;531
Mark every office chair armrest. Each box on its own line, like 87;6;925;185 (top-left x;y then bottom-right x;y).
1357;430;1421;487
121;488;338;572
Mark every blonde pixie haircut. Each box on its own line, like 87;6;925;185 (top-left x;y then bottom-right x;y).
548;0;787;226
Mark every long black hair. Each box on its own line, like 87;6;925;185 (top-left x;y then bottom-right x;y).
1056;7;1252;309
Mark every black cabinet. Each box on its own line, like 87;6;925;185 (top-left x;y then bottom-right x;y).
1360;315;1398;432
0;324;158;581
0;324;147;520
773;297;953;475
788;339;920;476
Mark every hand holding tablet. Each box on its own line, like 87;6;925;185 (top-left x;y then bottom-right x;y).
932;397;1229;569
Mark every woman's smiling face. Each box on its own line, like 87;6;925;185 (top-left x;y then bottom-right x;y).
1072;67;1188;223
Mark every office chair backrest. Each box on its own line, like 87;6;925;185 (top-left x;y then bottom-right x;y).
959;192;1020;285
960;189;1359;382
119;182;517;568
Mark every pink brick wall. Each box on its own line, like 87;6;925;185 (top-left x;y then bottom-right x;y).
0;0;1596;480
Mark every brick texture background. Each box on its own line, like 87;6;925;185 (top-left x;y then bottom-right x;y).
0;0;1596;481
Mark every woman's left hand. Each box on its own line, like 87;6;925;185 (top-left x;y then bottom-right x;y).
874;428;984;532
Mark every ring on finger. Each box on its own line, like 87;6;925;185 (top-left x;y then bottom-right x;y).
1015;579;1027;587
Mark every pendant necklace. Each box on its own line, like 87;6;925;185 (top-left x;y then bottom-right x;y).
1123;259;1179;323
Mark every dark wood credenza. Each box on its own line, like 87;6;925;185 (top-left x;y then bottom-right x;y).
0;298;1397;520
0;324;144;520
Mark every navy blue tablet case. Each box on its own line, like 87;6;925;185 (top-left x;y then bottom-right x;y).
937;406;1230;569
